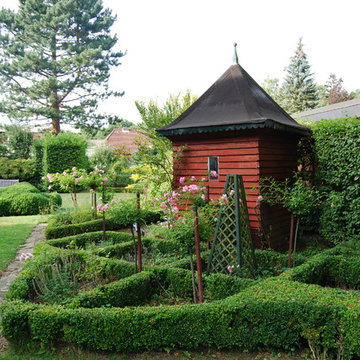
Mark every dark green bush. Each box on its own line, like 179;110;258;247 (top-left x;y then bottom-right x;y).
303;118;360;243
45;210;162;239
68;271;156;309
1;279;359;356
0;157;37;183
38;133;89;175
0;182;61;216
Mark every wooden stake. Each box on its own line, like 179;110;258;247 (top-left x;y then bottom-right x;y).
287;213;295;268
194;205;204;303
136;193;142;272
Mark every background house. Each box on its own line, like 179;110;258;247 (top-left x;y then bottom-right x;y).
295;98;360;121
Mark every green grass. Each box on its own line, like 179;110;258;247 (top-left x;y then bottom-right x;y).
59;192;134;209
0;215;49;272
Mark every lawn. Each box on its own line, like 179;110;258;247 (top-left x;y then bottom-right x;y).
59;192;135;209
0;215;49;272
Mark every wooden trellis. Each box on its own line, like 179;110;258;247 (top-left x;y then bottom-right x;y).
207;174;256;277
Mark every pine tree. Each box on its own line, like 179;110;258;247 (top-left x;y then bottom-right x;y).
0;0;123;134
282;38;318;113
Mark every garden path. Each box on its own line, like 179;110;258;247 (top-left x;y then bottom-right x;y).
0;223;46;303
0;223;46;350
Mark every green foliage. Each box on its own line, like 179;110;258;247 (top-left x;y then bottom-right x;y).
41;134;88;175
259;177;318;217
89;144;117;172
0;0;123;134
305;117;360;243
134;91;197;197
282;38;318;112
3;124;33;159
0;182;61;216
0;157;37;183
45;207;161;239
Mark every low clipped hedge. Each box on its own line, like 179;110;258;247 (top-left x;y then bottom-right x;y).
45;210;162;239
282;241;360;289
1;278;359;356
1;229;360;356
0;182;61;216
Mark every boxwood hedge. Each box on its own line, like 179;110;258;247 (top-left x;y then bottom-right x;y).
0;182;61;216
1;230;359;357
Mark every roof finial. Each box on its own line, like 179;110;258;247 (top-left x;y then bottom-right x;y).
233;43;239;64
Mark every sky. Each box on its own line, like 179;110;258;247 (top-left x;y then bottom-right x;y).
1;0;360;125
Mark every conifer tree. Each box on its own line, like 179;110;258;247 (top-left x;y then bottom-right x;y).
282;38;318;113
0;0;123;134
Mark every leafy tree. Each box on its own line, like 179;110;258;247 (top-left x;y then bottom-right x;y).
282;38;318;113
134;91;197;195
261;77;286;108
3;124;33;159
0;0;123;134
326;74;353;105
89;143;116;172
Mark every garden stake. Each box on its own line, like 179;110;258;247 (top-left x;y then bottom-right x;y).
193;205;204;303
292;217;300;267
130;225;138;273
287;213;295;267
136;192;142;272
102;183;106;241
189;247;197;303
206;185;211;250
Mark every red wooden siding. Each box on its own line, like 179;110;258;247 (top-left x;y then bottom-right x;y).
172;134;262;233
170;129;302;250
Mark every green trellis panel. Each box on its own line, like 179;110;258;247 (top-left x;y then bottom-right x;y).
207;174;256;277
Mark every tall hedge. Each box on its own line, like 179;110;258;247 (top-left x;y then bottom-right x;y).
303;117;360;243
36;133;88;175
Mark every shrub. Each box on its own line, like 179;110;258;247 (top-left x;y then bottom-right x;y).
38;133;89;175
45;209;161;239
1;278;360;356
0;157;37;184
302;118;360;243
0;182;61;216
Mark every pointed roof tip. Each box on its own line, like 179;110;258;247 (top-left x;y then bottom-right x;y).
233;43;239;64
157;62;311;137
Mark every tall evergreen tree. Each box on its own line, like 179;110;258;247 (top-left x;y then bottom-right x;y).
0;0;123;134
282;38;318;113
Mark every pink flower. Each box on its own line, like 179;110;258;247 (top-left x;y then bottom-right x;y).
257;195;263;202
188;184;199;193
227;265;234;273
46;174;53;183
191;176;196;181
96;204;102;211
72;167;77;171
201;194;206;201
229;190;235;196
103;203;109;212
102;177;108;183
201;177;206;182
41;176;46;180
179;177;186;184
62;171;67;175
89;189;94;193
74;178;80;183
210;170;218;178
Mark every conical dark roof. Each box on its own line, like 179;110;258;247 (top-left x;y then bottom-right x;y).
157;64;310;137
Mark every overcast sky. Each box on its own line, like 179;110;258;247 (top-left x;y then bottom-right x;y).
1;0;360;125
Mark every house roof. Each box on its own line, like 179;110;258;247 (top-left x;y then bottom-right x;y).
105;128;143;153
157;63;310;137
294;98;360;121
